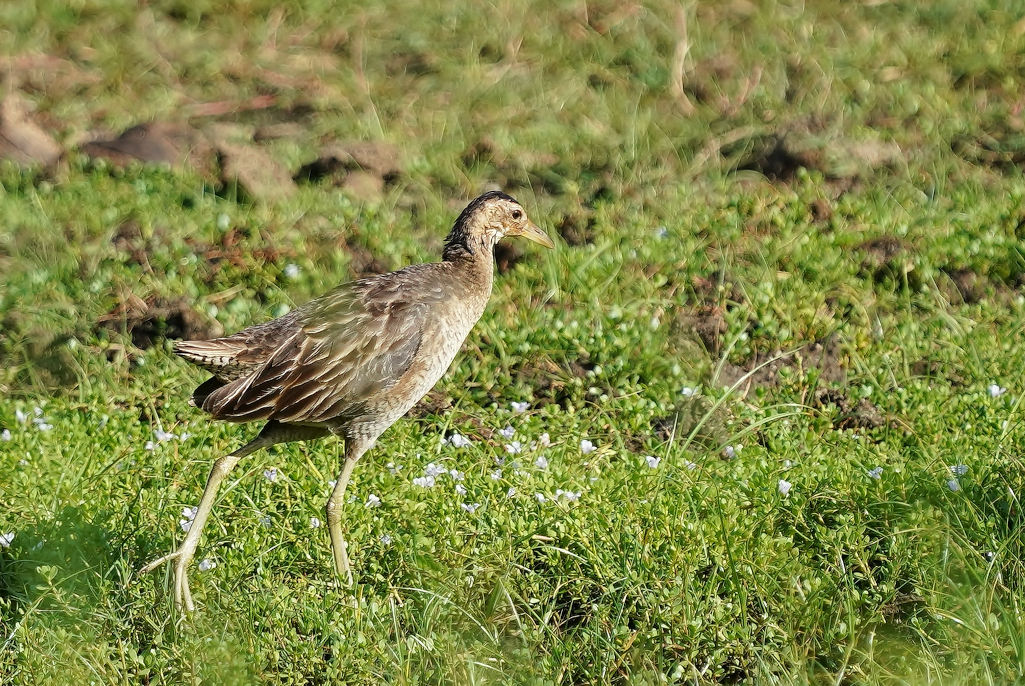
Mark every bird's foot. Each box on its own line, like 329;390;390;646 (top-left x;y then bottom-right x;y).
139;547;197;612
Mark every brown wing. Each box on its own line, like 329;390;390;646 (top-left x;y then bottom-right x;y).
174;309;304;383
200;269;442;424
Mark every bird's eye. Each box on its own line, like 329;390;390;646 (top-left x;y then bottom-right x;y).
511;209;522;220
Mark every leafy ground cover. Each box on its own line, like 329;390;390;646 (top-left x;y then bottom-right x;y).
2;0;1025;683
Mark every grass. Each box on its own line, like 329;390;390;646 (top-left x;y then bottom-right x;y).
2;0;1025;683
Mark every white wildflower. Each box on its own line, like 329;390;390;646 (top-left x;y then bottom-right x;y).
365;494;381;508
580;439;595;454
723;445;741;459
424;462;445;478
0;532;13;548
534;492;546;503
263;467;279;482
446;433;473;448
680;386;696;397
947;479;961;492
154;428;175;442
449;469;464;481
380;534;392;545
538;432;551;447
310;517;322;528
258;513;272;529
989;384;1007;398
328;479;337;490
198;558;216;572
510;401;529;413
15;409;28;425
505;441;523;454
387;462;403;474
179;519;193;533
645;455;660;469
490;468;503;480
867;467;883;480
556;489;581;502
182;506;198;521
283;263;301;280
534;455;549;470
499;425;516;439
507;487;516;497
460;502;480;513
949;464;968;476
655;226;669;239
778;479;792;496
413;475;436;488
455;484;467;496
33;419;52;431
1;429;9;441
685;461;698;471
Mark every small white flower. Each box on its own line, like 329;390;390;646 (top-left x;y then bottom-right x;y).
216;213;231;230
867;467;883;480
507;487;516;497
460;502;480;513
455;484;467;496
0;429;9;441
182;506;198;521
413;475;436;488
328;479;337;490
179;519;193;533
778;479;792;496
580;439;595;454
449;469;464;481
310;517;322;528
505;441;523;454
284;263;301;280
446;433;473;448
949;464;968;476
556;489;581;502
723;445;741;459
534;455;549;470
380;534;392;545
154;428;175;442
499;425;516;439
510;401;529;413
0;532;13;548
535;492;546;503
365;494;381;508
424;462;445;478
145;441;157;451
258;514;272;529
490;468;503;480
387;462;403;474
198;558;216;572
645;455;660;469
538;432;551;447
680;386;696;397
685;461;698;471
783;459;793;469
34;420;52;431
947;479;961;492
655;226;669;239
15;409;28;425
263;467;279;483
989;384;1007;398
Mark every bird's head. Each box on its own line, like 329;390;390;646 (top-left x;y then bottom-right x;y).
443;191;554;260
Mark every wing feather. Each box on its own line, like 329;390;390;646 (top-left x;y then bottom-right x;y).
201;270;439;424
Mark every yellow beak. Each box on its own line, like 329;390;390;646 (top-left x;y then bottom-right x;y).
514;221;555;249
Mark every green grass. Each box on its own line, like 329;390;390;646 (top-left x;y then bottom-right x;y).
3;0;1025;683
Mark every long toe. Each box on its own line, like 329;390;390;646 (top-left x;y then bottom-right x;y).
174;559;196;612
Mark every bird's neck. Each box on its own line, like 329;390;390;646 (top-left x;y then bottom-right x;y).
442;229;495;294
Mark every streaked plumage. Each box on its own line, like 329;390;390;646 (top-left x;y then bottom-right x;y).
141;191;554;611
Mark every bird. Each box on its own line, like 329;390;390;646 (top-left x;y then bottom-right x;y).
140;191;553;611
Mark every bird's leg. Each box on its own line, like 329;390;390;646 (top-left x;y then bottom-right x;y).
325;436;371;586
140;422;329;611
140;436;267;611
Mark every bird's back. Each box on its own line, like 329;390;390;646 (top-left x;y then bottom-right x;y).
176;261;490;429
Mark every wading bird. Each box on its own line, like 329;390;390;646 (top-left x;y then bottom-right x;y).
141;191;553;610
